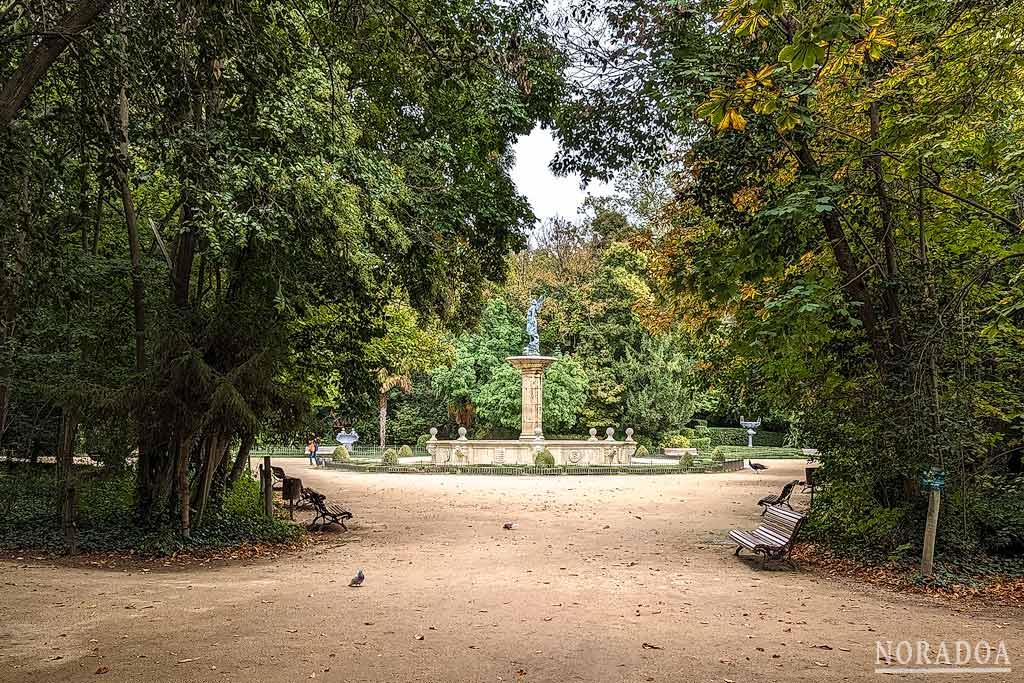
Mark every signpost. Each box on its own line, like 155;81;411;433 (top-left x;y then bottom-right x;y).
920;467;945;576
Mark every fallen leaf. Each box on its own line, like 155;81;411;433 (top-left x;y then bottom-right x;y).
814;661;828;667
414;634;424;640
94;667;109;675
641;642;663;650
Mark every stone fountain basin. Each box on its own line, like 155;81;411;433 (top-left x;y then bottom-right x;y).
426;438;635;466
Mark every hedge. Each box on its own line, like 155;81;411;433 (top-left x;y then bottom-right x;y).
704;427;786;447
712;446;807;459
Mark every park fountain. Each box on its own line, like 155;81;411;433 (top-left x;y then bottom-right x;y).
426;297;637;466
739;416;761;448
334;428;359;453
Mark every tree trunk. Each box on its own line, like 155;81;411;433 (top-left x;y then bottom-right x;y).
192;433;231;528
379;390;388;447
56;403;80;553
114;85;146;371
0;0;116;127
227;433;255;488
0;180;30;446
794;139;887;366
175;430;192;538
866;99;904;349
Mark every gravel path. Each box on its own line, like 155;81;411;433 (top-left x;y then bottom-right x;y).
2;459;1019;682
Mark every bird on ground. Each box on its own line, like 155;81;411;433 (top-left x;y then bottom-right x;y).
349;569;364;587
747;460;767;474
502;522;518;530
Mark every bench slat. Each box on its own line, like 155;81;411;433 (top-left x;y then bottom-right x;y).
731;505;807;562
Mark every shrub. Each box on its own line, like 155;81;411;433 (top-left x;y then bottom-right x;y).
705;427;786;447
711;447;726;462
0;468;300;555
398;444;414;458
634;445;650;458
679;453;695;468
691;437;711;449
382;449;399;465
332;449;349;462
692;419;708;428
534;450;555;466
662;434;691;448
709;446;806;460
416;434;431;449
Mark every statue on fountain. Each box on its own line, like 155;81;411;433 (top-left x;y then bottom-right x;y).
524;295;545;356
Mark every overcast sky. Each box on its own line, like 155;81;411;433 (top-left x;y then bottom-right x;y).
511;127;612;226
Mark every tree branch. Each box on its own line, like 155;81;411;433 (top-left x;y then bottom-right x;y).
0;0;114;127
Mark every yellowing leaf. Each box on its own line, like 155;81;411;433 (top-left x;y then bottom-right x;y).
719;108;747;131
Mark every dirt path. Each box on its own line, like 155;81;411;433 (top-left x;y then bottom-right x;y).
2;460;1020;682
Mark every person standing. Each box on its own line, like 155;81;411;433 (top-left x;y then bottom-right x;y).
306;437;318;466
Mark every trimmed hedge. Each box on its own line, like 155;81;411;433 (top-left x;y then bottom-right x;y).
704;427;786;447
534;450;555;466
382;448;399;465
712;446;807;459
662;434;691;448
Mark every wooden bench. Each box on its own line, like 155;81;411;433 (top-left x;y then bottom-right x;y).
729;505;806;567
757;479;800;514
305;487;353;531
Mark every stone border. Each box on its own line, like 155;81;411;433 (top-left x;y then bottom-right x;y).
321;459;745;476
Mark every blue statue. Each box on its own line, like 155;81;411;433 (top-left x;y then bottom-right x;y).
524;295;545;355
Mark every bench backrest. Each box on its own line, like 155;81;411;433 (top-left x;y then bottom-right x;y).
304;488;327;509
761;505;806;543
271;465;286;481
778;479;800;503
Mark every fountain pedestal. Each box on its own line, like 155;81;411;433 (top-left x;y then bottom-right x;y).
506;355;556;440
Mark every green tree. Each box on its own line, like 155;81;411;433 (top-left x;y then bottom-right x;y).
0;0;568;541
366;302;453;446
475;355;588;434
555;0;1024;555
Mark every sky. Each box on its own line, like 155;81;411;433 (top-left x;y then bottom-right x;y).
510;127;612;226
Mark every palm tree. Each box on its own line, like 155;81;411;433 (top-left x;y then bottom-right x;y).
378;371;412;447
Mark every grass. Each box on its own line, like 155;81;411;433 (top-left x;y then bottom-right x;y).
712;446;809;459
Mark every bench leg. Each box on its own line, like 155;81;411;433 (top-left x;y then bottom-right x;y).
734;545;742;556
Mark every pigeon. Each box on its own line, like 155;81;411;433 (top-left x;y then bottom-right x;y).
502;522;518;530
349;569;364;587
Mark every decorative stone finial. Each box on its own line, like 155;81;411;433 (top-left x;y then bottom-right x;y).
457;426;468;441
605;427;615;441
625;427;634;442
534;426;544;441
588;427;598;441
429;427;438;441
